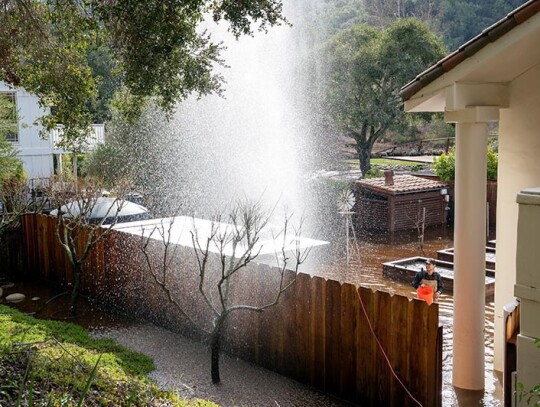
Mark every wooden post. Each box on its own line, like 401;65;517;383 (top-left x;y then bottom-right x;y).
486;202;490;239
73;154;78;185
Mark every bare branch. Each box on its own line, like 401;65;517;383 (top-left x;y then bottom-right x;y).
190;217;220;317
140;220;203;331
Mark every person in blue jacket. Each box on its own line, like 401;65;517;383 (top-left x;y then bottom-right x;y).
411;259;443;300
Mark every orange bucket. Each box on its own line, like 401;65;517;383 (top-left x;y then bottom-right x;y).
417;286;434;305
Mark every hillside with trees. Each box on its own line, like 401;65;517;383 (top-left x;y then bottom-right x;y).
298;0;519;174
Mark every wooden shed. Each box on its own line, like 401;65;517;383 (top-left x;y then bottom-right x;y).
355;171;448;232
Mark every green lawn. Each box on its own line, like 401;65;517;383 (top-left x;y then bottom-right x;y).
0;305;217;407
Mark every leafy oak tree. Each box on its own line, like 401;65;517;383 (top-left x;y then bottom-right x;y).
322;18;446;176
0;0;287;148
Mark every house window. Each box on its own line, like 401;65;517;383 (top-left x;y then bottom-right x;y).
0;92;18;142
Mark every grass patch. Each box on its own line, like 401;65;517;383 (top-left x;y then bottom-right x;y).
0;305;153;376
370;158;428;167
0;305;218;406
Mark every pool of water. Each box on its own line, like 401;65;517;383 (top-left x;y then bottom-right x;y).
0;281;133;331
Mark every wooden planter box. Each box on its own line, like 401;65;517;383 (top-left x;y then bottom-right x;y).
436;247;496;276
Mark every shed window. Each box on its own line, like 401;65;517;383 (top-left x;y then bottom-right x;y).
0;92;18;142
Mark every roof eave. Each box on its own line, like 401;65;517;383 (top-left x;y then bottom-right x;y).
400;0;540;104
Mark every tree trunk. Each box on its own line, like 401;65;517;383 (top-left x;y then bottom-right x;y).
73;154;78;185
210;327;221;384
354;123;372;177
210;315;226;384
71;263;82;315
358;147;371;177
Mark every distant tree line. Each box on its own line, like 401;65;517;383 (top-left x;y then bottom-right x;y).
326;0;527;51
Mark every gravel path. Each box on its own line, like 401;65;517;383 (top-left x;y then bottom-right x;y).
95;324;353;407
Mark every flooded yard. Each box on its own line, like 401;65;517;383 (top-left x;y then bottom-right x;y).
309;224;502;407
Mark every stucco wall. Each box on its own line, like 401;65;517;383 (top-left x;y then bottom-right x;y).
495;64;540;371
515;189;540;401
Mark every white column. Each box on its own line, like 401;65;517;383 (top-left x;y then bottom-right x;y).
445;107;498;390
73;154;78;184
453;122;487;389
56;154;63;176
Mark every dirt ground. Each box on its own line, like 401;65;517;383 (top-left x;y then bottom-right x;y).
95;324;353;407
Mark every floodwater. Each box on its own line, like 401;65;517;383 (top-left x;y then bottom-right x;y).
0;281;132;331
308;224;502;407
1;224;502;407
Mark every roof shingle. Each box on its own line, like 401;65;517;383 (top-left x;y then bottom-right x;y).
356;174;447;195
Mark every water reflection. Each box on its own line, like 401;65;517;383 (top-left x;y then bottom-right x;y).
1;281;132;331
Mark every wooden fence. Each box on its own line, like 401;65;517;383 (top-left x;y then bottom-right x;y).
21;214;442;406
0;228;24;276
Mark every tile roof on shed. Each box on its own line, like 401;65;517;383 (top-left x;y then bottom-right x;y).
356;174;447;195
400;0;540;102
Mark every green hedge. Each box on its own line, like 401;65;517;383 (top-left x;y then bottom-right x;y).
433;147;498;182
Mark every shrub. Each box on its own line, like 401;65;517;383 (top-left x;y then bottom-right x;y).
365;167;383;179
433;147;498;181
432;148;455;182
487;147;498;180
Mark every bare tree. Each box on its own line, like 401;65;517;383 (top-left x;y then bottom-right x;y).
412;203;427;256
0;177;49;279
0;177;31;236
140;200;310;384
0;176;50;241
362;0;439;28
48;179;132;314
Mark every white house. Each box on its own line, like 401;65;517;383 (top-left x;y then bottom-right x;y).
0;81;104;182
401;0;540;402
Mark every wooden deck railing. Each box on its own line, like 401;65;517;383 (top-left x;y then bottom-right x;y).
20;214;442;406
50;124;105;153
